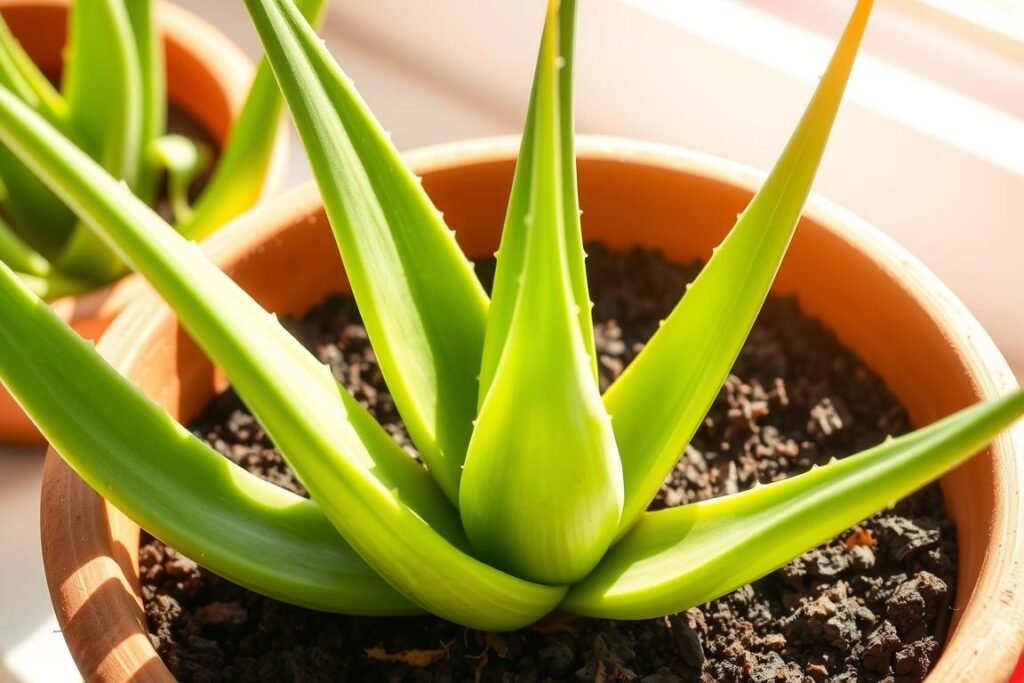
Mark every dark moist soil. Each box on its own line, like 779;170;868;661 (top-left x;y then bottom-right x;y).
141;245;956;683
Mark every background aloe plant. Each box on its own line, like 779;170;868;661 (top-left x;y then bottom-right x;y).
0;0;328;299
0;0;1021;633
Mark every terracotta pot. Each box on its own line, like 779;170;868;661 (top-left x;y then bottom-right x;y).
0;0;290;443
41;138;1023;681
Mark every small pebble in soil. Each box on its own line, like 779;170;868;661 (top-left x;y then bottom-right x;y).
141;245;956;682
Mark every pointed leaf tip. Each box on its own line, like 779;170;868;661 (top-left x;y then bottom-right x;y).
459;0;621;586
237;0;567;630
603;0;874;536
0;31;562;630
245;0;487;505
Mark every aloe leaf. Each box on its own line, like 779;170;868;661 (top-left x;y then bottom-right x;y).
555;0;594;379
0;213;90;299
0;154;76;256
0;211;51;276
179;0;329;241
458;0;622;586
13;270;93;300
604;0;874;536
61;0;142;180
564;390;1024;619
125;0;165;206
0;259;417;615
0;17;74;253
0;86;565;631
56;0;142;282
151;134;212;224
0;13;66;125
244;0;488;503
478;0;593;399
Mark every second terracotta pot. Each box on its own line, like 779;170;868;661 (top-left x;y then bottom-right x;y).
0;0;289;443
41;138;1024;681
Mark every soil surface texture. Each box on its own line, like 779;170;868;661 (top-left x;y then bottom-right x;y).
142;245;956;682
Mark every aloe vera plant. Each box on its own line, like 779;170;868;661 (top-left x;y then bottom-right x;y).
0;0;328;298
0;0;1021;633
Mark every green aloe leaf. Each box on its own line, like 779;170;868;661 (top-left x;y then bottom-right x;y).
564;390;1024;619
605;0;874;535
0;214;90;299
0;86;565;631
125;0;165;206
11;270;93;300
179;0;330;241
0;158;76;257
0;13;65;125
0;211;51;277
0;16;74;253
0;259;417;615
151;134;212;224
244;0;488;503
56;0;142;282
61;0;143;181
478;0;593;398
459;0;622;585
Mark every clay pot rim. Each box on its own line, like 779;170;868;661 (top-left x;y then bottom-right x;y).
43;136;1024;681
